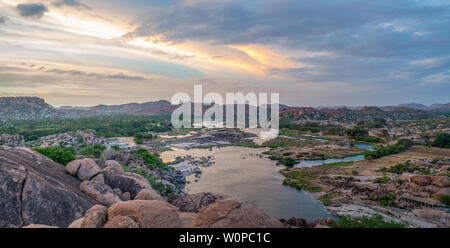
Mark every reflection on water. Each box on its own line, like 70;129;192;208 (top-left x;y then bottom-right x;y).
294;155;365;168
161;146;333;220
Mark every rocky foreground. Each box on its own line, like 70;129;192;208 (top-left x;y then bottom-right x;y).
0;146;334;228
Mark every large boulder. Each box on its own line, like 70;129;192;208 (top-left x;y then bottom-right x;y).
134;189;164;201
0;147;98;228
23;224;58;228
104;216;139;228
411;175;431;186
179;212;197;228
81;205;108;228
103;172;153;199
77;159;103;182
108;200;182;228
192;198;283;228
66;158;104;183
169;192;226;213
68;218;83;228
80;181;122;207
413;208;450;227
430;176;450;188
102;160;124;175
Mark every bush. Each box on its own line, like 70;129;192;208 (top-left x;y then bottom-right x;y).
79;144;106;158
34;147;76;165
364;139;413;160
439;194;450;206
432;133;450;148
338;214;407;228
278;157;296;166
133;148;168;171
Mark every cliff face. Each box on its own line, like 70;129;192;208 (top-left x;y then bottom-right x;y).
0;146;97;227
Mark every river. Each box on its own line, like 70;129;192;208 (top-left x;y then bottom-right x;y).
160;142;373;220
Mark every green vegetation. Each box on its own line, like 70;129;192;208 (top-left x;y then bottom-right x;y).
79;144;106;158
0;114;171;141
346;126;384;143
364;139;413;160
133;148;169;171
439;194;450;207
374;174;390;184
111;145;121;151
280;170;323;192
133;132;155;145
432;133;450;148
337;214;407;228
319;161;355;167
277;157;296;166
34;146;76;165
379;192;396;206
279;121;321;133
318;193;334;205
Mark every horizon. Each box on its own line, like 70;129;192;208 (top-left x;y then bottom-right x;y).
1;0;449;106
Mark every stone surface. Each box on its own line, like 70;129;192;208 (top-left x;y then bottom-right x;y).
134;188;164;201
90;173;105;184
108;200;182;228
0;147;97;228
77;158;102;182
81;205;108;228
102;160;124;175
169;192;226;213
411;175;431;186
23;224;58;228
80;181;122;207
179;212;197;228
104;172;152;199
104;216;139;228
430;176;450;187
412;208;450;227
68;218;83;228
192;198;283;228
122;192;131;201
65;160;82;176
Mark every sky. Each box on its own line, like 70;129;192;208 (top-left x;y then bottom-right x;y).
0;0;449;107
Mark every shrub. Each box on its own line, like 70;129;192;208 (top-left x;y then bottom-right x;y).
133;148;168;171
79;144;106;158
432;133;450;148
34;147;76;166
439;194;450;206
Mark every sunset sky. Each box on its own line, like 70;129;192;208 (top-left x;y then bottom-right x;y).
0;0;449;107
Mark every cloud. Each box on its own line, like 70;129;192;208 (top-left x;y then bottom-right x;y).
44;68;147;81
53;0;91;10
16;3;49;18
0;16;7;24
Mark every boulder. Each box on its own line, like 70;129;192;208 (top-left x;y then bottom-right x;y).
135;189;164;201
280;217;311;228
90;174;105;184
0;147;97;228
411;175;431;186
122;192;131;201
104;216;139;228
413;208;449;227
108;200;182;228
312;218;338;228
23;224;58;228
433;187;450;200
68;218;83;228
102;160;124;175
103;172;152;199
192;198;283;228
430;176;450;187
66;160;82;176
80;181;122;207
169;192;226;213
81;205;108;228
77;158;102;182
179;212;197;228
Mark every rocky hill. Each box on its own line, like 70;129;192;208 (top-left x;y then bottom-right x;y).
0;97;65;122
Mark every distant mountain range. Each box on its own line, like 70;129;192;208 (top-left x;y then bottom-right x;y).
0;97;449;123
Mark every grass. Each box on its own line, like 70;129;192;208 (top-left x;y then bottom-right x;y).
319;161;355;167
280;169;323;192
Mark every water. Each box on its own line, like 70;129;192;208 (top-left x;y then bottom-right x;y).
294;154;365;168
161;146;333;220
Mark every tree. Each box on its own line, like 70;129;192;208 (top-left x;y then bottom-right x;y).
432;133;450;148
34;147;76;165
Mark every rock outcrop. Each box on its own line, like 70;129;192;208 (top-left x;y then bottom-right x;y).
0;146;98;228
169;192;226;213
66;158;104;183
192;198;283;228
80;181;122;207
